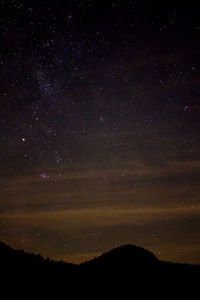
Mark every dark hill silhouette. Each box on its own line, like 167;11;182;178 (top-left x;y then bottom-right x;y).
82;244;158;267
1;242;200;300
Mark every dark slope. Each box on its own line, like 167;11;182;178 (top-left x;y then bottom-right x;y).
1;242;200;300
0;242;76;300
80;244;200;299
81;244;158;267
79;244;160;299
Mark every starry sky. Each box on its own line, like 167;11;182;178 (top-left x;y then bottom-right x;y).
1;0;200;264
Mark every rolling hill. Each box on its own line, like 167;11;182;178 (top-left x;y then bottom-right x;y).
1;242;199;299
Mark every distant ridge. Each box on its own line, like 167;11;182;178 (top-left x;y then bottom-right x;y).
0;242;158;266
1;242;200;300
81;244;159;270
91;244;158;262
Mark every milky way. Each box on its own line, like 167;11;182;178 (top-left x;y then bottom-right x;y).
1;1;200;263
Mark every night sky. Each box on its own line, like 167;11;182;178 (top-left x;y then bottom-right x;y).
1;0;200;264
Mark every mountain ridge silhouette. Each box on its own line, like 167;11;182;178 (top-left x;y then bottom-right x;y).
1;241;199;300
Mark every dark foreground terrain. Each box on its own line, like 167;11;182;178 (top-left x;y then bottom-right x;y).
1;242;199;300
